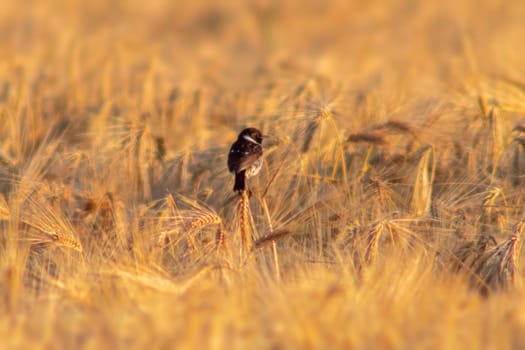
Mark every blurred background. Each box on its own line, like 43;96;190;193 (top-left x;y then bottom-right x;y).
2;1;524;135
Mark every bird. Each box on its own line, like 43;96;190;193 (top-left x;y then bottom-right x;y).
227;127;264;193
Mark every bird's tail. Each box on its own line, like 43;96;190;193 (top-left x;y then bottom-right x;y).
233;171;246;192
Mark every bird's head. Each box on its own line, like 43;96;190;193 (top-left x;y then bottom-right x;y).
239;127;263;145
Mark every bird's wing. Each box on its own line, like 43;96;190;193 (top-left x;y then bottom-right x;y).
227;141;262;173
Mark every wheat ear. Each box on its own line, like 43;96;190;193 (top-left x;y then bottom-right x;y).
239;190;252;260
475;221;523;294
49;231;83;252
0;193;9;221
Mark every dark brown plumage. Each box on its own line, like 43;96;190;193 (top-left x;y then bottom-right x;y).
228;128;263;193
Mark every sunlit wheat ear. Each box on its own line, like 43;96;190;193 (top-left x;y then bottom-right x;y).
410;146;435;216
364;221;385;264
362;218;421;266
21;196;83;253
238;190;252;260
474;221;523;294
48;231;83;252
186;207;223;231
0;193;9;220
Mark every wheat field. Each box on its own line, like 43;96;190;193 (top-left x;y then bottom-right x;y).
1;0;525;348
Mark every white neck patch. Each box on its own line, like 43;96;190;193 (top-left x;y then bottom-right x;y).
243;134;259;144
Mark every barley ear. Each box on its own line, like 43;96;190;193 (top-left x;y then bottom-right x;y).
238;190;252;260
410;146;435;216
0;193;9;221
